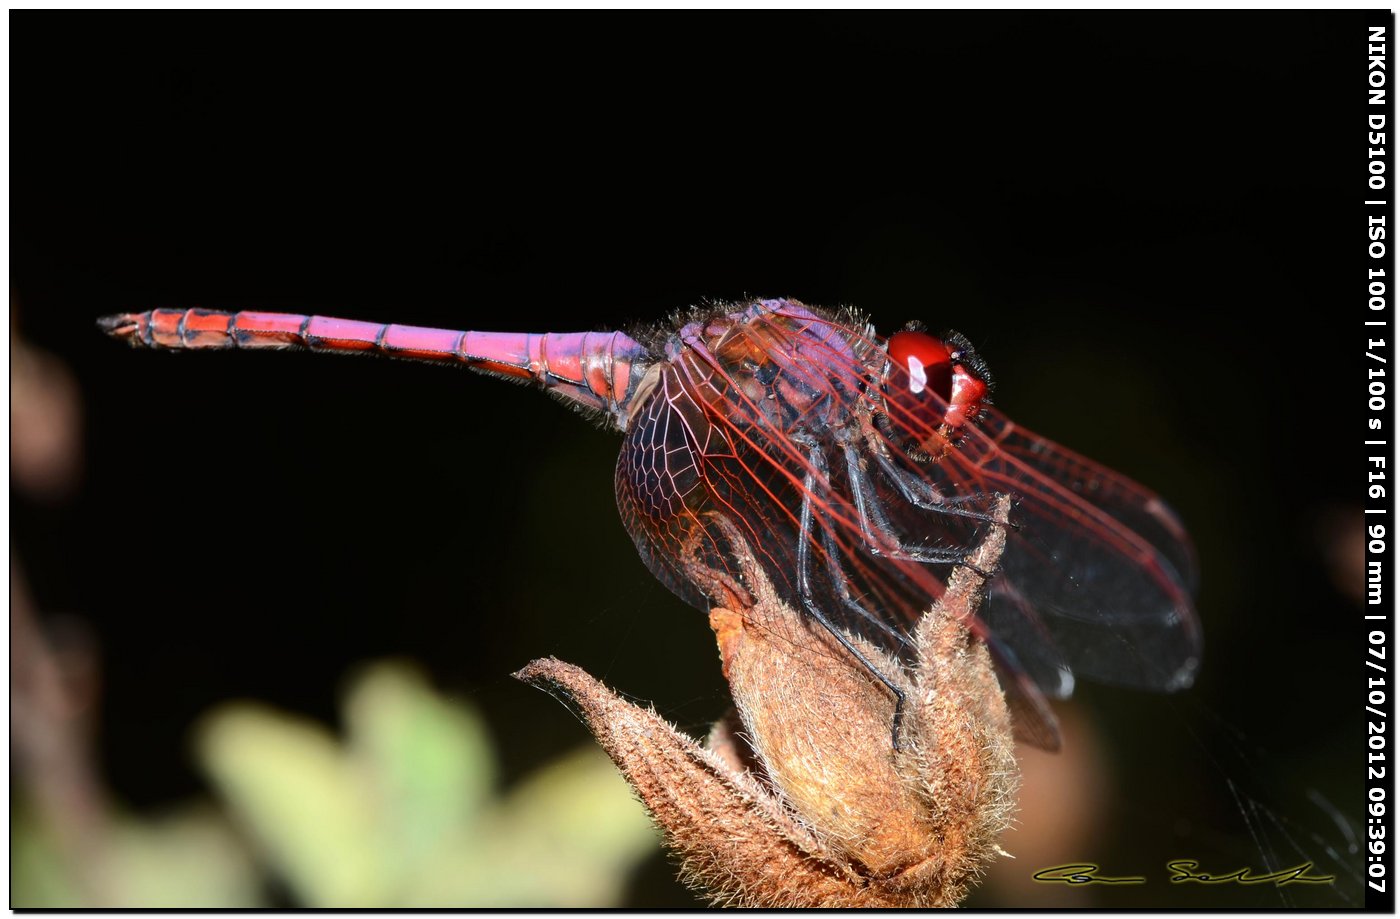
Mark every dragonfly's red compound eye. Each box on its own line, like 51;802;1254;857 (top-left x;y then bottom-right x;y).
885;329;991;444
888;330;954;403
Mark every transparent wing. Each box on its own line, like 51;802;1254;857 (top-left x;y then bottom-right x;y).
927;406;1202;700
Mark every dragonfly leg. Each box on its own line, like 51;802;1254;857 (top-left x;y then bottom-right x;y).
805;446;911;650
843;443;990;579
871;415;1020;530
876;453;1015;527
794;440;908;751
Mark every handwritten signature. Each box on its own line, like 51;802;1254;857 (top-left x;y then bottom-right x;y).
1033;864;1146;885
1033;861;1336;887
1036;862;1142;885
1166;860;1336;886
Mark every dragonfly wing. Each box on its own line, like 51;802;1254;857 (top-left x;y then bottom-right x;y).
981;408;1199;592
933;407;1202;697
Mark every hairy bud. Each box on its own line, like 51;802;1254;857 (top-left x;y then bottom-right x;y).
516;496;1018;907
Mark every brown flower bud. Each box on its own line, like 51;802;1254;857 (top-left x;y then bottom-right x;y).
516;496;1019;907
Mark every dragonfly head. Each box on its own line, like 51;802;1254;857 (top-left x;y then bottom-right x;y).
882;326;993;457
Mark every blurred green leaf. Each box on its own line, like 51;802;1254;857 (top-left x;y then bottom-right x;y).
406;747;661;907
196;660;659;907
12;801;261;908
344;660;495;875
104;805;263;907
480;746;662;907
12;805;79;908
195;702;386;906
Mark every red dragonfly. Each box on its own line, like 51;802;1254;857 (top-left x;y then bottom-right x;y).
101;298;1200;750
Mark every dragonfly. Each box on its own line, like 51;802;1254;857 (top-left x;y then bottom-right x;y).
100;298;1201;751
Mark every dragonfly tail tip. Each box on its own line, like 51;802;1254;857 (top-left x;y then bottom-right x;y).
97;313;138;339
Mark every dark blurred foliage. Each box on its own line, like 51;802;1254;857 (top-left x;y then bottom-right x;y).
13;13;1369;906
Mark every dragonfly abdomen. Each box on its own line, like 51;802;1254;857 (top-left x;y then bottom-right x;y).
99;308;653;430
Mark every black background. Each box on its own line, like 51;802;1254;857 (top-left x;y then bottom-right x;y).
13;13;1374;907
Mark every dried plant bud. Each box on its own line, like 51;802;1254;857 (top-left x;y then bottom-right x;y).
516;496;1019;907
513;657;864;906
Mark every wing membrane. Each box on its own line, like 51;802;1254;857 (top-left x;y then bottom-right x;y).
937;407;1202;695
